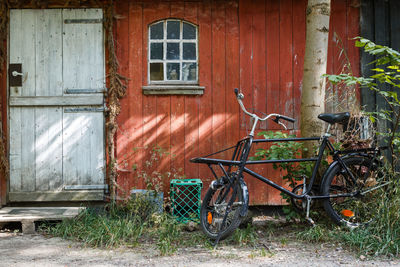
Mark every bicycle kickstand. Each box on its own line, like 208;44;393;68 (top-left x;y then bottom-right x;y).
305;195;315;227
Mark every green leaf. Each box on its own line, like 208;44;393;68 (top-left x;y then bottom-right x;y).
372;68;384;72
355;40;365;47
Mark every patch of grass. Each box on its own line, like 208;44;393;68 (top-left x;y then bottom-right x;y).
43;208;144;248
294;176;400;257
180;231;213;249
155;214;182;256
334;177;400;257
40;193;213;256
249;248;274;259
296;225;335;243
42;193;163;250
228;224;258;247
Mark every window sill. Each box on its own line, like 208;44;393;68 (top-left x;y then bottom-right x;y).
142;85;205;95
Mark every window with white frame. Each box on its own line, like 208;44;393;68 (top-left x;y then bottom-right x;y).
148;20;198;84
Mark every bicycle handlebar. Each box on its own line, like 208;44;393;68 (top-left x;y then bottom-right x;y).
234;88;295;132
273;115;296;123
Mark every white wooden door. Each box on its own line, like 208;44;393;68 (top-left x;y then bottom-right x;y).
9;9;106;202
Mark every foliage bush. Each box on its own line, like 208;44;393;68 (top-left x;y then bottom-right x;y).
251;131;317;221
325;37;400;168
324;37;400;256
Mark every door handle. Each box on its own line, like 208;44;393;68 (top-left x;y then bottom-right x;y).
12;71;23;77
9;64;23;87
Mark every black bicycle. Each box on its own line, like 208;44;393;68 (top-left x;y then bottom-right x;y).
190;89;390;243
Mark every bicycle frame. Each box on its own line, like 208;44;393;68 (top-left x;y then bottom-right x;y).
191;132;381;201
194;90;387;244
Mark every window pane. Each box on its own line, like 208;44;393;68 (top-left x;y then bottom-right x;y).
150;43;163;60
167;21;180;39
183;23;196;39
167;43;180;60
183;43;196;60
150;22;163;39
150;63;164;81
182;63;197;81
167;63;180;80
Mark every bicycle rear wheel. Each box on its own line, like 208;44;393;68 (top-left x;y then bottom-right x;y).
322;156;387;227
200;182;244;240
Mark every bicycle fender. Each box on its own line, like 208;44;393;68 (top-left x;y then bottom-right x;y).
320;160;341;192
239;179;249;217
320;154;375;192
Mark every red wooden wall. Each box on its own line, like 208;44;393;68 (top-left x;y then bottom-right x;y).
114;0;360;205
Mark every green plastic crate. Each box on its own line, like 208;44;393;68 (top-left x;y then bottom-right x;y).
170;179;203;222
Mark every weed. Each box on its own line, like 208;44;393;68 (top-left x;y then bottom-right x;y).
181;231;213;249
280;237;288;246
135;146;185;193
228;224;258;247
155;214;182;256
334;176;400;257
296;225;335;243
249;248;274;258
108;192;160;222
44;208;144;248
43;192;162;249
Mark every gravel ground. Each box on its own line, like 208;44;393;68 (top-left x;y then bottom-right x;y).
1;228;399;267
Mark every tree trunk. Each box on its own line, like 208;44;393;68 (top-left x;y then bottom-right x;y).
301;0;331;139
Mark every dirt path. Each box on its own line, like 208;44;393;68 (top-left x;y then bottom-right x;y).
1;230;399;267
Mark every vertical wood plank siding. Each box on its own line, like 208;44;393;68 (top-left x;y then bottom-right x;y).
0;40;6;205
360;0;399;162
360;0;396;113
114;0;360;205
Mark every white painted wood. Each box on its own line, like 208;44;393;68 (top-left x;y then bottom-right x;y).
9;10;22;191
20;10;36;97
9;9;106;201
9;10;22;97
63;110;105;188
35;9;63;97
20;107;35;191
35;107;63;191
10;10;36;192
10;95;104;106
9;107;21;192
63;9;104;92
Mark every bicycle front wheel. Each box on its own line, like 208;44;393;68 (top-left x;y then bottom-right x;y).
200;182;245;240
322;156;387;228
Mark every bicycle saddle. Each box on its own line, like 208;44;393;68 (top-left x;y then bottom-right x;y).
318;112;350;124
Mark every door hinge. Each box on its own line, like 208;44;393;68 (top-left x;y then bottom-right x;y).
64;107;105;113
64;185;108;191
65;88;106;94
64;19;103;24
